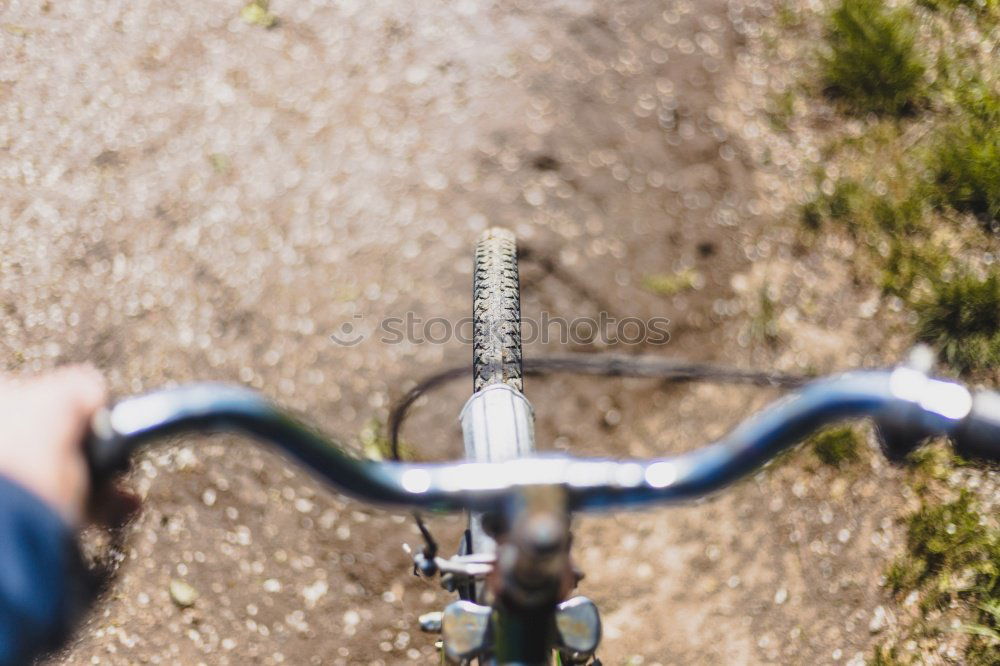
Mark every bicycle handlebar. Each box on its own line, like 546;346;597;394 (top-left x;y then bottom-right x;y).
86;368;1000;513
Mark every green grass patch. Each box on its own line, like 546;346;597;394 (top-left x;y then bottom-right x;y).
810;425;863;467
801;179;867;231
821;0;926;115
915;271;1000;374
962;601;1000;661
802;178;926;236
927;81;1000;224
880;235;952;299
886;490;1000;663
793;2;1000;662
907;442;962;484
886;491;989;603
800;178;950;299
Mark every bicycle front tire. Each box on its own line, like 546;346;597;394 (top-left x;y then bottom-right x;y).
466;227;531;565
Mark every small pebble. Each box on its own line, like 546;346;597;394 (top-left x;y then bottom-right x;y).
169;579;198;608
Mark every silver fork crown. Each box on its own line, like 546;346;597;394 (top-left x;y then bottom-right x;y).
460;384;536;464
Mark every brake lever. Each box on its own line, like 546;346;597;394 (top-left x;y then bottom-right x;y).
409;513;440;577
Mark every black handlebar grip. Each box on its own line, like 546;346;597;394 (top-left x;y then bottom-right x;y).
84;408;132;484
954;391;1000;463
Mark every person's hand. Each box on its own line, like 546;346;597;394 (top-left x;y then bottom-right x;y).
0;366;106;526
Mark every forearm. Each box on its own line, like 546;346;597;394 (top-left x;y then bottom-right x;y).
0;475;84;665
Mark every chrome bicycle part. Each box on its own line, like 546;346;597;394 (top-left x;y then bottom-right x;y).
555;596;602;662
442;600;493;662
460;384;536;466
460;383;536;562
419;611;444;634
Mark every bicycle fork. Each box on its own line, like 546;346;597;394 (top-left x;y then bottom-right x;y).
419;384;602;664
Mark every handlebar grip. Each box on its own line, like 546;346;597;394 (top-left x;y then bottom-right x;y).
954;391;1000;462
84;408;132;483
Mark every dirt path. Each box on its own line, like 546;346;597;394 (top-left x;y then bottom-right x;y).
2;1;910;664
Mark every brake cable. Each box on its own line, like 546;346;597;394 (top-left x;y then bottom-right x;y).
391;352;811;584
387;352;811;461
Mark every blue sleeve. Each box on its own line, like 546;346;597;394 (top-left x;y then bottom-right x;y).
0;475;84;666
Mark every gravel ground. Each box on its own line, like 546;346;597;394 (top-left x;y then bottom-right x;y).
1;0;923;664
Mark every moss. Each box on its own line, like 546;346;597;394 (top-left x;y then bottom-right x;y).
810;425;863;467
821;0;926;115
915;271;1000;374
927;82;1000;223
642;268;702;296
